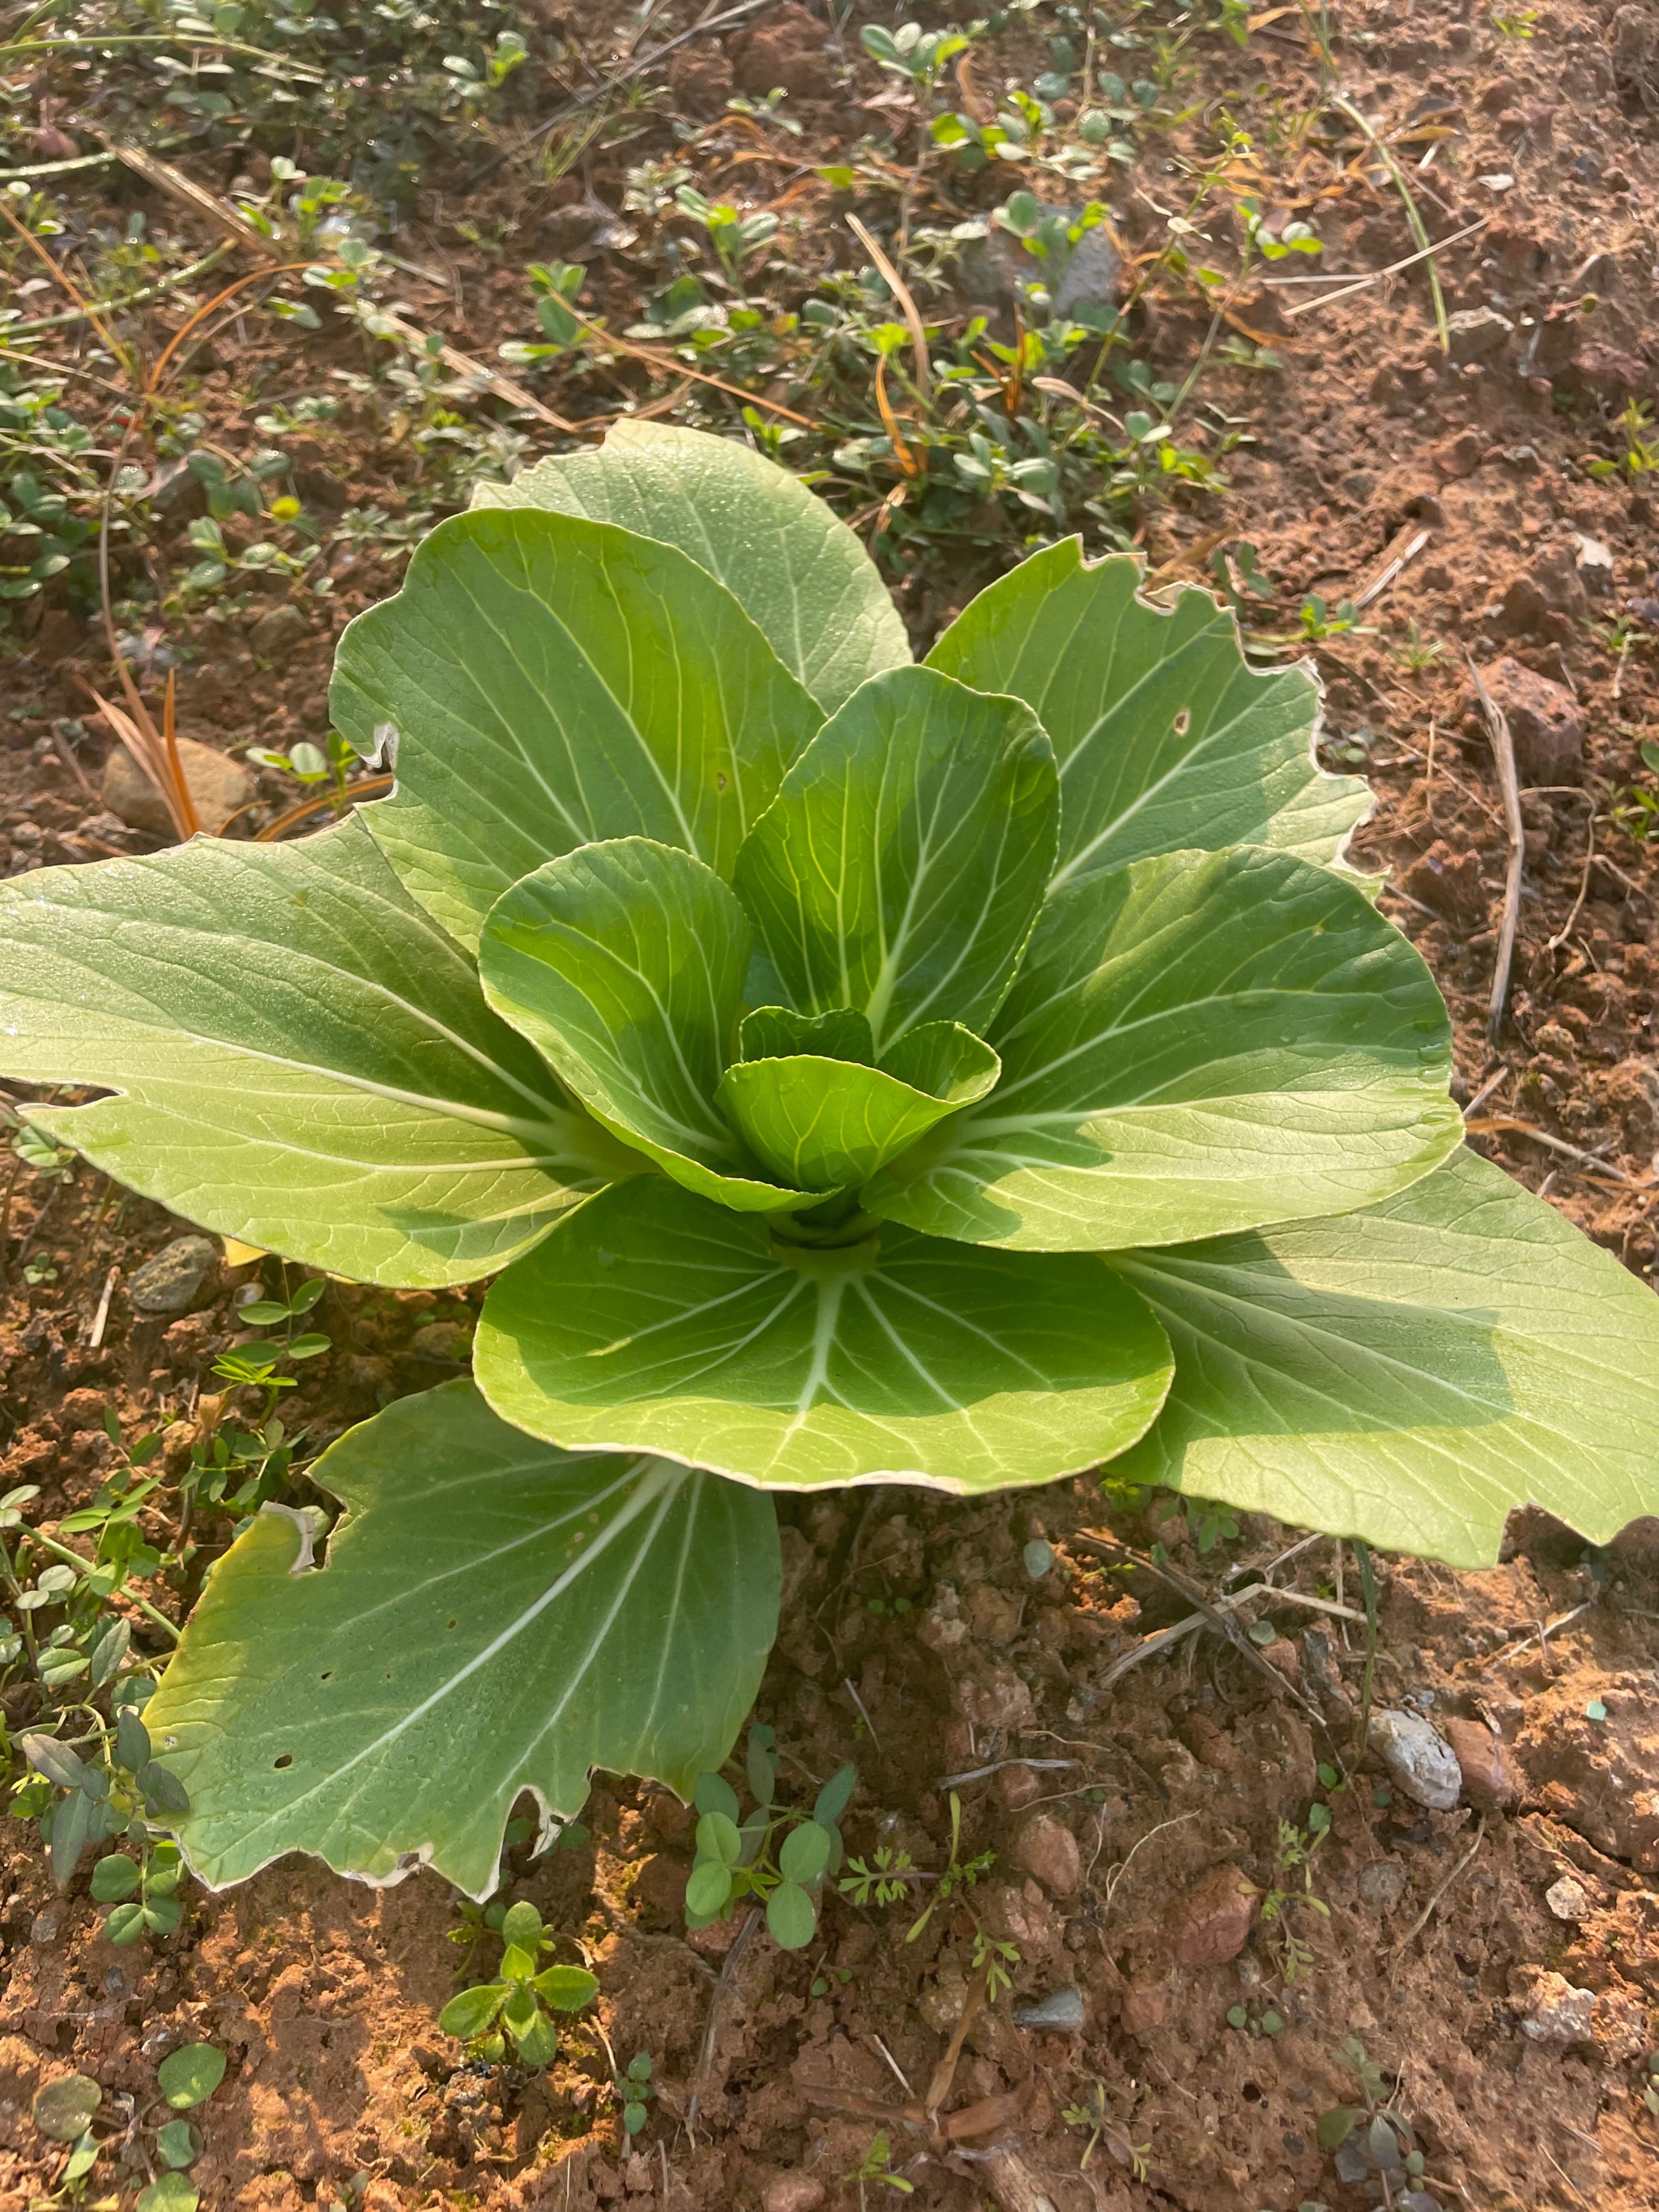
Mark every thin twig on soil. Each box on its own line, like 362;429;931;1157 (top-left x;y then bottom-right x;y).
1503;1600;1595;1658
1328;97;1454;351
1463;1117;1641;1186
684;1905;761;2136
1073;1532;1329;1727
1467;655;1524;1041
1392;1814;1485;1951
1279;213;1489;318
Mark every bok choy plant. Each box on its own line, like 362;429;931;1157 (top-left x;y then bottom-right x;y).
2;421;1656;1901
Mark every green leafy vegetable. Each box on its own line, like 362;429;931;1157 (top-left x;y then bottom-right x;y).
1;422;1653;1898
471;419;910;714
143;1381;779;1894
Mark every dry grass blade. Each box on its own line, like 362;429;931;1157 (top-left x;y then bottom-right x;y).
0;195;120;358
246;777;396;843
1328;96;1452;352
563;305;816;427
1279;214;1489;319
1462;1117;1642;1186
847;212;932;400
1466;655;1524;1040
100;137;283;261
365;308;582;433
924;1959;989;2116
1353;523;1431;610
87;673;200;842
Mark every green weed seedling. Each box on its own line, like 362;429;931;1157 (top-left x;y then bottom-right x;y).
1315;2037;1438;2200
685;1727;855;1951
1;421;1656;1912
841;1790;1021;2000
33;2040;225;2209
860;22;974;98
617;2050;655;2137
674;187;780;293
1613;740;1659;843
846;2128;915;2199
439;1900;597;2067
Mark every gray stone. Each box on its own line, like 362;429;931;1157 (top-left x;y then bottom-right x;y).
1368;1708;1461;1812
1545;1873;1592;1920
1015;1985;1085;2029
127;1235;219;1316
1445;305;1516;362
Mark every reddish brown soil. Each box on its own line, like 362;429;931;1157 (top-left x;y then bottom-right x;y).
4;2;1659;2209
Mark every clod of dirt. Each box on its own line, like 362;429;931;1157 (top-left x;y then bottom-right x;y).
1441;1717;1520;1810
1445;306;1515;364
248;604;309;656
126;1234;220;1316
1516;1969;1596;2044
1517;1679;1659;1870
1611;1;1659;107
1120;1975;1171;2032
1368;1710;1461;1813
1167;1863;1258;1967
1014;1811;1081;1897
1499;545;1589;640
101;737;254;838
732;2;834;99
408;1320;471;1361
667;45;735;117
1431;427;1484;480
1398;840;1486;926
761;2177;826;2212
1358;1860;1409;1912
1473;656;1585;783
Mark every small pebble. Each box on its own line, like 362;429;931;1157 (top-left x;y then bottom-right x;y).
127;1234;219;1316
1014;1986;1085;2030
1545;1874;1591;1921
1519;1971;1596;2044
1368;1709;1461;1813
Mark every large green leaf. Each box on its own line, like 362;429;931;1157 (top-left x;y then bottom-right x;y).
926;541;1369;886
714;1024;1000;1191
864;847;1461;1251
472;420;911;715
331;507;823;949
480;838;822;1211
732;665;1058;1053
1111;1148;1659;1567
143;1381;779;1896
475;1177;1173;1490
0;820;619;1286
